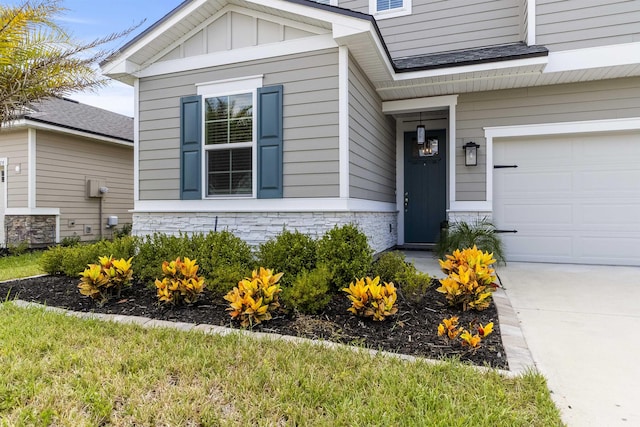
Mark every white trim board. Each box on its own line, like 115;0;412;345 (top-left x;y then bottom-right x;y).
338;46;349;198
527;0;536;46
483;117;640;204
134;34;338;78
27;128;36;209
134;198;397;213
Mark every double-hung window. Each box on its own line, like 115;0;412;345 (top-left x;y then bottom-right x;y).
204;93;254;196
181;76;282;200
369;0;411;18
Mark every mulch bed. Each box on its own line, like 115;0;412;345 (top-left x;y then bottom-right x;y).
0;275;508;369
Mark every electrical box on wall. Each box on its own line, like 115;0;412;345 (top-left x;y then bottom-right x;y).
107;216;118;227
86;179;107;198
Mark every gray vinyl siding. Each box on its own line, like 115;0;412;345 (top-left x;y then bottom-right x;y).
537;0;640;51
0;129;28;208
348;58;396;202
35;131;134;241
456;77;640;201
138;48;339;200
339;0;521;58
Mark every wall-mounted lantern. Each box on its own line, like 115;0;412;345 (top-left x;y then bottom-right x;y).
463;141;480;166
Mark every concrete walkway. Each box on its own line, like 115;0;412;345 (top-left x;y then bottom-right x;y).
498;262;640;427
404;251;640;426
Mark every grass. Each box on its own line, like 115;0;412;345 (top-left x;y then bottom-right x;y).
0;303;563;426
0;251;44;281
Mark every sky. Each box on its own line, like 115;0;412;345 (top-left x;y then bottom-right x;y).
14;0;184;117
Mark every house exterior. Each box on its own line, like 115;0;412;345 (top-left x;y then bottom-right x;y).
0;97;134;247
102;0;640;266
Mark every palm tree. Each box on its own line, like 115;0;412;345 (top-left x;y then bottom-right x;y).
0;0;136;125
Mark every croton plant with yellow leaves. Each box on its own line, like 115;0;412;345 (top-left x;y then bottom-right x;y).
437;246;498;311
224;267;283;327
342;276;398;321
78;255;133;305
437;315;494;350
155;257;205;305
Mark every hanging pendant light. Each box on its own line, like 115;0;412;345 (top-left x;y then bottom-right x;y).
416;111;426;144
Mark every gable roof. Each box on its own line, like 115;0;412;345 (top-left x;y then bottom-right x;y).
23;97;133;143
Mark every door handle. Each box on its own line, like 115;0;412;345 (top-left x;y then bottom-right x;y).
404;192;409;211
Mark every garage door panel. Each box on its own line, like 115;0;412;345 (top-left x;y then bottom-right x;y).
577;234;640;260
581;203;640;225
493;131;640;266
504;203;573;225
503;234;573;258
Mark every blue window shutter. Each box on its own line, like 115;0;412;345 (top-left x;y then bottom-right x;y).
180;95;202;200
257;85;283;198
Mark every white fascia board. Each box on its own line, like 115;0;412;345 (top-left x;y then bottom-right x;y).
394;56;548;81
250;0;372;29
101;0;209;71
544;41;640;73
134;198;398;213
101;59;142;79
382;95;458;115
135;34;338;78
484;117;640;138
4;208;60;216
9;120;133;147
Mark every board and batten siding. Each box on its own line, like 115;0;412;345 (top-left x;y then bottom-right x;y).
348;57;396;202
455;76;640;201
339;0;521;58
0;129;28;208
537;0;640;51
138;48;340;200
35;130;133;241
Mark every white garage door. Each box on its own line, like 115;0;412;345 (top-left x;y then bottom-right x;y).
493;131;640;266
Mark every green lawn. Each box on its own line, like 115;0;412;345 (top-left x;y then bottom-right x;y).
0;251;44;281
0;303;563;426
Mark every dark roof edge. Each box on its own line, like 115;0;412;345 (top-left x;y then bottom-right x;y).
101;0;192;66
24;117;134;144
283;0;394;67
394;49;549;73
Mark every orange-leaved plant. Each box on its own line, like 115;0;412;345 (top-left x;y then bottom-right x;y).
438;317;494;350
78;256;133;305
437;246;498;311
155;257;205;305
224;267;283;327
342;276;398;321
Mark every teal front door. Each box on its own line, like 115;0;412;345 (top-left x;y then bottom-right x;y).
404;129;447;243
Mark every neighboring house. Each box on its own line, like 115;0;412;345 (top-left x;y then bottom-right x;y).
102;0;640;266
0;97;134;247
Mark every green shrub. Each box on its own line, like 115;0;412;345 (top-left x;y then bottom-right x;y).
134;231;253;288
317;224;373;291
207;263;250;297
7;241;29;256
40;236;137;276
435;219;505;264
371;251;432;304
113;223;132;239
134;233;199;285
281;266;332;314
193;230;253;283
257;229;317;288
60;235;81;247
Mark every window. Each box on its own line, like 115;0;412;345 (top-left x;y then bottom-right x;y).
204;93;254;196
369;0;411;18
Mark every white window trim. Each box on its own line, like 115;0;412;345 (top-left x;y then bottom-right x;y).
369;0;412;20
197;75;263;199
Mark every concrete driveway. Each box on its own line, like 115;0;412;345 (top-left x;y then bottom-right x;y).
498;262;640;427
